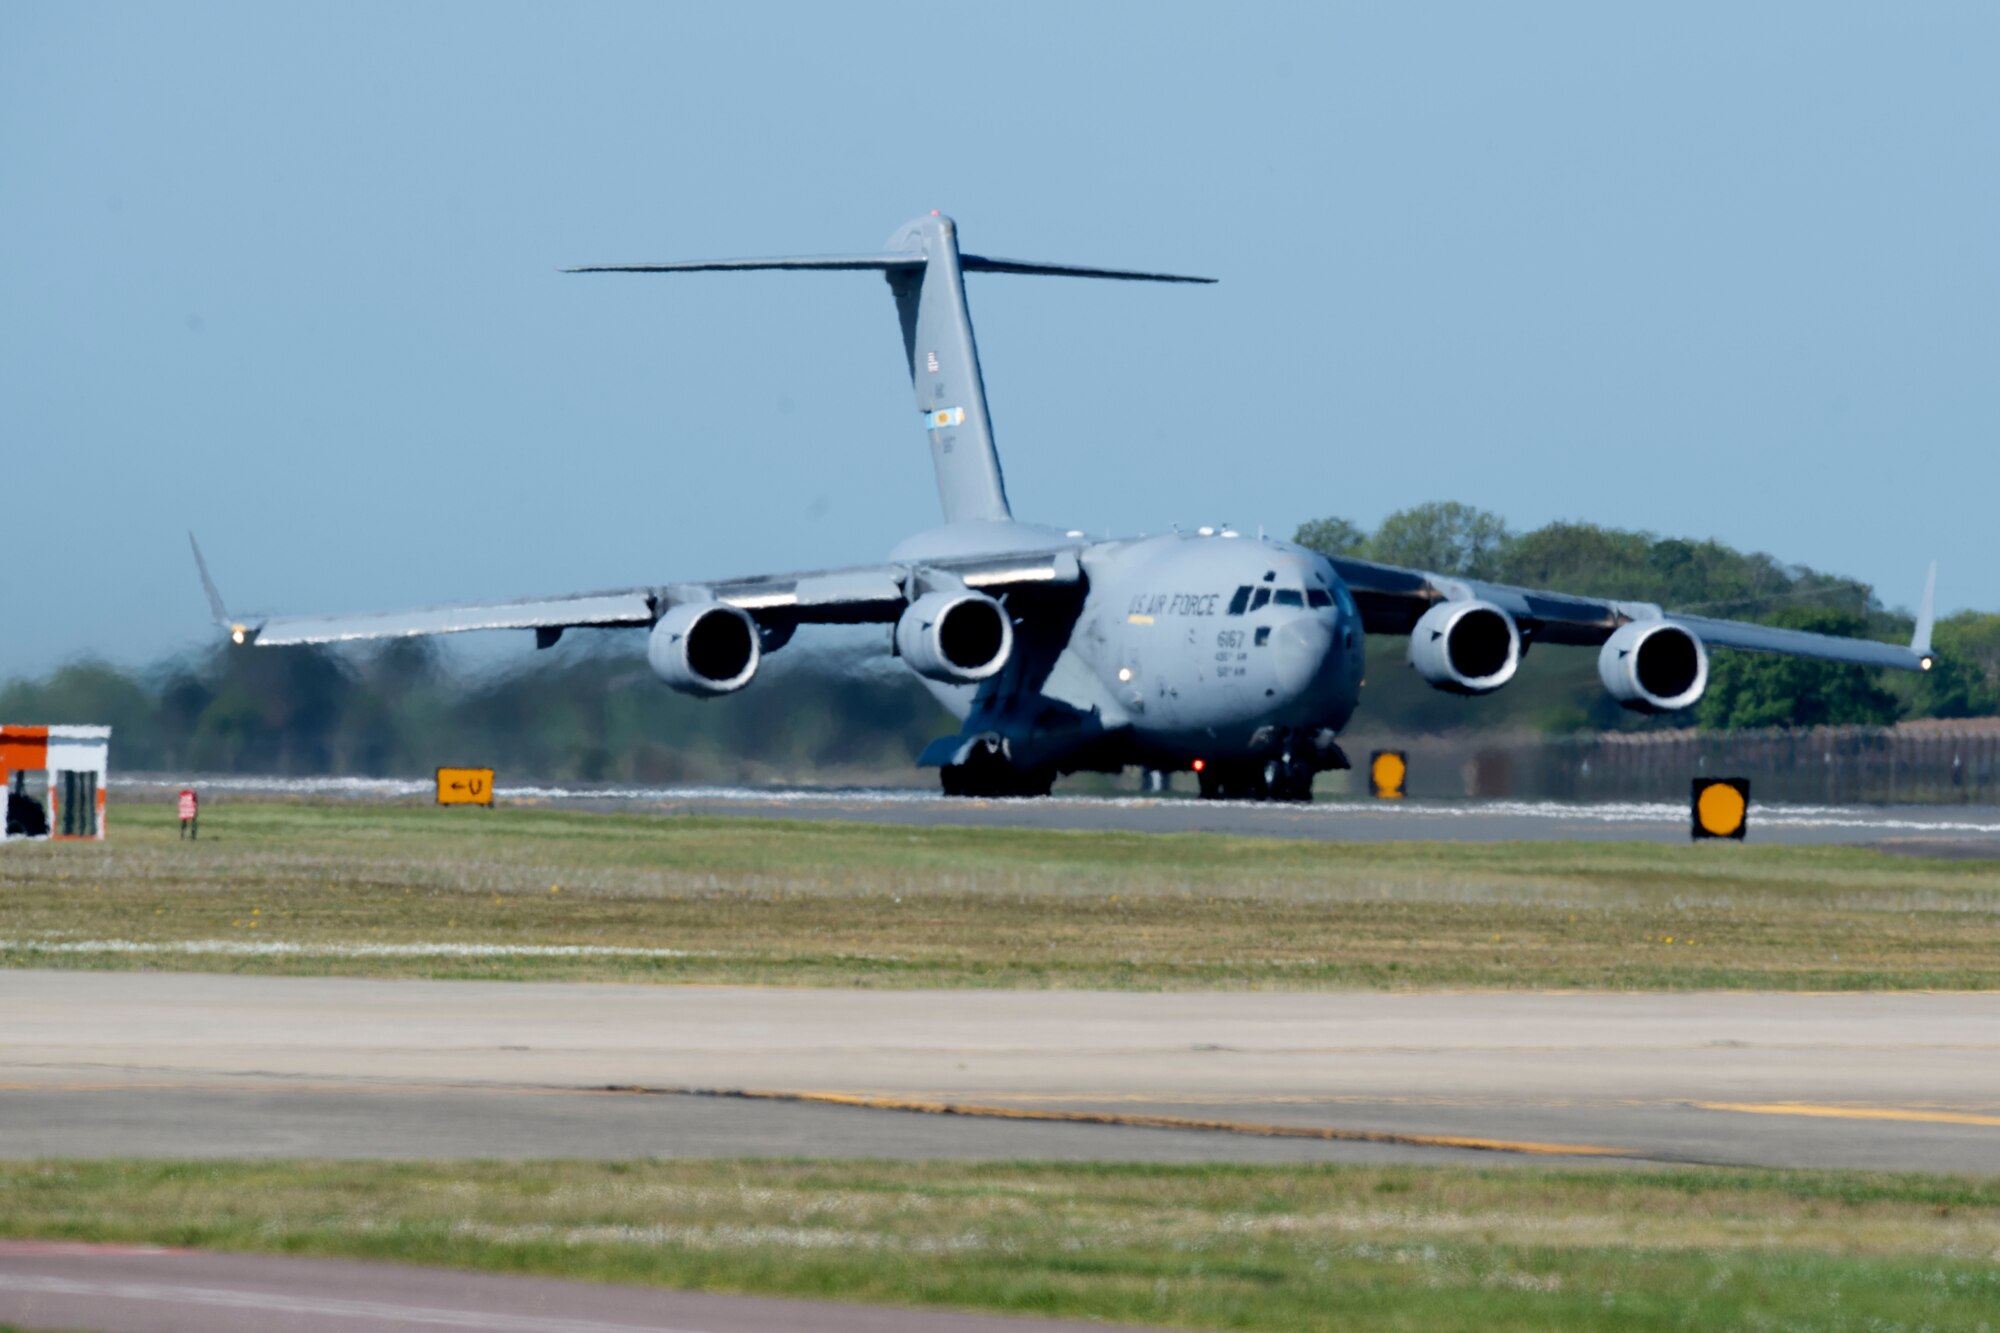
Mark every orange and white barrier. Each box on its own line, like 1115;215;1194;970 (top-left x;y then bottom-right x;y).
1;725;110;841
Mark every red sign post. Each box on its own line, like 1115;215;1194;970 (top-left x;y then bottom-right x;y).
178;789;198;840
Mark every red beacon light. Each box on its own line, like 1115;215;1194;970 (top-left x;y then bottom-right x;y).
1191;759;1206;772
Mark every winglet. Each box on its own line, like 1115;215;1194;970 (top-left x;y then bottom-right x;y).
1912;560;1938;668
188;533;254;644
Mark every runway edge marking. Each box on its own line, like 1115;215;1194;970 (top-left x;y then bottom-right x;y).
608;1086;1635;1159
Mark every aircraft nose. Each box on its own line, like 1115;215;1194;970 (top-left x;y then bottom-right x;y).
1271;614;1335;697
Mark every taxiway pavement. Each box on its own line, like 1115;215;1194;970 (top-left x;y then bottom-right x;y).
5;971;1997;1173
0;1242;1162;1333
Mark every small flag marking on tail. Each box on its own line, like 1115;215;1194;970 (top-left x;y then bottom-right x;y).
926;407;965;429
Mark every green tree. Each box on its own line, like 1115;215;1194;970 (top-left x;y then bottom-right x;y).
1497;522;1656;599
0;659;164;758
1695;608;1903;730
1908;612;2000;719
1291;516;1368;556
1368;502;1512;579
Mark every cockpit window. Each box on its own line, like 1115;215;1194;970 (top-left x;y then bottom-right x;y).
1249;587;1271;612
1307;589;1333;608
1226;586;1252;616
1274;589;1304;608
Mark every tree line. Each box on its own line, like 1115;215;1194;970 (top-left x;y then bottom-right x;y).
1;504;1993;781
0;637;952;783
1296;501;2000;731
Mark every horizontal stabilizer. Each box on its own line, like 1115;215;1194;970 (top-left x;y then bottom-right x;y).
568;254;923;274
960;254;1214;283
569;214;1215;525
569;254;1214;283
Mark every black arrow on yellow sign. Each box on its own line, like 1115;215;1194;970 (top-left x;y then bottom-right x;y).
436;767;496;807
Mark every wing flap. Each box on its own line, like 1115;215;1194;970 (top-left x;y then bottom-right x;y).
1325;554;1933;671
714;566;908;622
206;543;1085;648
248;592;656;646
1664;614;1928;670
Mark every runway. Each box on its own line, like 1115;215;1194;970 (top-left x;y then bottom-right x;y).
0;1242;1158;1333
116;775;2000;852
6;971;1999;1174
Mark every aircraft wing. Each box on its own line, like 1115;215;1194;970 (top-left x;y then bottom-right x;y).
189;535;1080;648
1327;554;1937;672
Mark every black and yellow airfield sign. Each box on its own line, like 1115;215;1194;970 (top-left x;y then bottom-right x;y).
436;767;495;807
1692;778;1749;840
1369;750;1407;800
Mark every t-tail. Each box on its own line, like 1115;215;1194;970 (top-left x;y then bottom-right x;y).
570;214;1214;524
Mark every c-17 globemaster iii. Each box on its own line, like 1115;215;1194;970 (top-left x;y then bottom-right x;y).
190;213;1938;800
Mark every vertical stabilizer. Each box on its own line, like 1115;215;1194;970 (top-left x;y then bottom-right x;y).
568;218;1212;526
884;214;1010;523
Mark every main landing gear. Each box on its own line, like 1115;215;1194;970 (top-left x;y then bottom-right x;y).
939;740;1056;799
1196;753;1316;803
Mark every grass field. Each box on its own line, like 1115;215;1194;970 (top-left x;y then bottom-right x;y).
4;800;1999;989
5;1158;2000;1331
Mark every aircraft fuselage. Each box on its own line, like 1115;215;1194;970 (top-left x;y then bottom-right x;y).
904;528;1364;786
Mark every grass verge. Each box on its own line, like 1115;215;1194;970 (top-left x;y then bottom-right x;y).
5;1159;2000;1331
3;800;1998;989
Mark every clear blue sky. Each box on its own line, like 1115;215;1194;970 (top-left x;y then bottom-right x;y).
4;1;1994;677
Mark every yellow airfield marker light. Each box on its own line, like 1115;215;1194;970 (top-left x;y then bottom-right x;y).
1692;777;1749;840
1369;750;1407;800
436;767;496;807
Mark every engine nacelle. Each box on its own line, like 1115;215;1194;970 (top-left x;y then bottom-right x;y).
647;601;760;697
1598;620;1708;713
895;590;1013;685
1407;600;1521;695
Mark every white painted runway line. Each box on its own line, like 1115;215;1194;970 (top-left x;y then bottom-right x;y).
0;1274;695;1333
0;940;697;960
0;1246;1160;1333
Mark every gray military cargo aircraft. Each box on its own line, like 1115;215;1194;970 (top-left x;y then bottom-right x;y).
191;213;1938;800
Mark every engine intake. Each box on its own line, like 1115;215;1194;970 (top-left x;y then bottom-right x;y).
1407;600;1521;695
648;602;760;696
1598;620;1708;712
895;590;1013;685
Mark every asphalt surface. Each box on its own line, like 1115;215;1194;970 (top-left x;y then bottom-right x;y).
7;971;1999;1174
116;775;2000;852
0;1242;1164;1333
24;788;1996;1330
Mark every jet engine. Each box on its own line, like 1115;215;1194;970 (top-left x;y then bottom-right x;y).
648;601;760;696
895;590;1013;685
1598;620;1708;713
1407;600;1521;695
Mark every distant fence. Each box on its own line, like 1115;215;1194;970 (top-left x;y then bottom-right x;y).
1358;719;2000;805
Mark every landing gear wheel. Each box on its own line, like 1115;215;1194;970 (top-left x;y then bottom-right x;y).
940;744;1054;799
1197;761;1263;801
1266;755;1315;803
1197;756;1314;802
